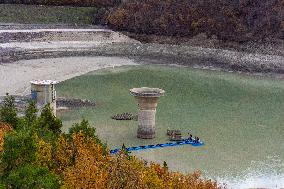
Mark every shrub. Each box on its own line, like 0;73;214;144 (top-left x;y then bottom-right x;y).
93;7;109;25
0;93;18;128
5;164;60;189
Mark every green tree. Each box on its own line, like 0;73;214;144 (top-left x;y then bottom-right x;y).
38;104;62;135
0;93;18;128
6;164;60;189
24;100;38;127
68;119;101;144
1;130;37;175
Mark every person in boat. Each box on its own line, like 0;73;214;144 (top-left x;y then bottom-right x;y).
187;133;193;141
193;136;196;143
170;132;176;140
193;137;200;143
196;137;200;143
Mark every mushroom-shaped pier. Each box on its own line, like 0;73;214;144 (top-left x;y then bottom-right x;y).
130;87;165;139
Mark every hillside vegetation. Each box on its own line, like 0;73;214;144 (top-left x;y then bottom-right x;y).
0;0;120;7
0;0;282;42
0;94;223;188
0;4;96;24
106;0;283;41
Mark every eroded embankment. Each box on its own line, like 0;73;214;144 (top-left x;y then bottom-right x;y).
1;43;284;75
0;27;283;74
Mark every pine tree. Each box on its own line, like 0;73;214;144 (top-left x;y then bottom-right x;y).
24;100;38;127
0;93;18;128
38;104;62;134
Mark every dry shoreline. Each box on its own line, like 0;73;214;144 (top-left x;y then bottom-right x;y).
2;42;283;74
0;26;283;97
0;56;138;96
0;26;283;75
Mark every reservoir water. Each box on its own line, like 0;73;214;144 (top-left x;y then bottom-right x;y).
57;65;284;188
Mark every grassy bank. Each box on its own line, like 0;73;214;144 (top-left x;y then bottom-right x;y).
0;4;96;24
57;65;284;181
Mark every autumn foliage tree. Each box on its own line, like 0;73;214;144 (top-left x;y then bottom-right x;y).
0;122;12;153
0;97;224;189
61;132;222;189
106;0;283;41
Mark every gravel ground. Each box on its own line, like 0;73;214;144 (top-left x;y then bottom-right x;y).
1;42;283;74
0;25;282;74
0;24;283;97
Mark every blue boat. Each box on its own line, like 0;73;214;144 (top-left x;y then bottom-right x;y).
110;139;204;154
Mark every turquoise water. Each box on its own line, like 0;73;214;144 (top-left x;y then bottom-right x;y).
57;65;284;188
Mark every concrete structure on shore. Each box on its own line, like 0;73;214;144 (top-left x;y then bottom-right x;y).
130;87;165;139
30;80;58;116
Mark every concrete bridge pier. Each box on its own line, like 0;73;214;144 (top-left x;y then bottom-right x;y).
130;87;165;139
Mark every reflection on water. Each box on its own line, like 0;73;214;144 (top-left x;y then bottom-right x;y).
57;65;284;188
217;156;284;188
221;174;284;189
222;172;284;189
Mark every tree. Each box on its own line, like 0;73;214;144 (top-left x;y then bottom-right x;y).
38;104;62;135
24;100;38;127
68;119;101;144
5;164;60;189
0;93;18;128
0;101;223;189
1;130;37;175
106;155;145;189
35;136;53;168
0;122;12;153
61;132;109;189
53;134;75;173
